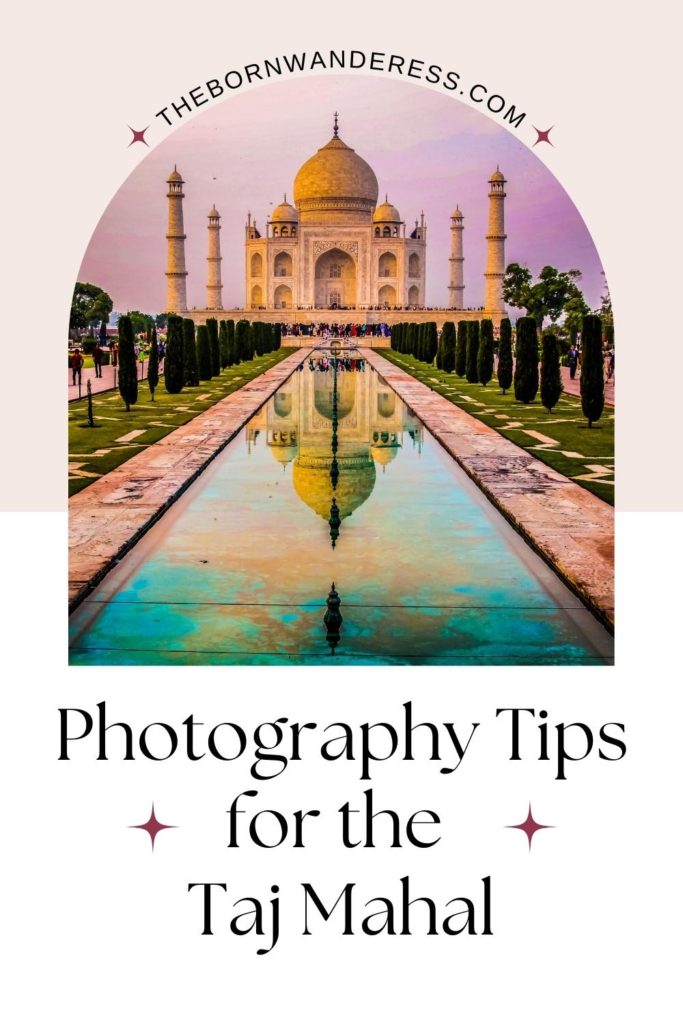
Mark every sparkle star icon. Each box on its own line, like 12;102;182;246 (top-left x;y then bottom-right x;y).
507;803;553;850
128;125;150;147
533;125;554;147
129;803;176;851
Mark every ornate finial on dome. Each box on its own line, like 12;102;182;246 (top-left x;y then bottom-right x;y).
385;193;388;203
333;111;339;137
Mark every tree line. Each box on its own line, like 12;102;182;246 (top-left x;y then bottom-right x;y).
117;317;281;411
390;315;605;427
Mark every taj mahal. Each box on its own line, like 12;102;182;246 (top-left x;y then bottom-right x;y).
165;115;509;329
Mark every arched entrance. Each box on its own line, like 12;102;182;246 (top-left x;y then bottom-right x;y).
251;284;263;307
274;284;292;309
314;248;357;308
408;284;419;306
378;284;396;307
274;251;292;277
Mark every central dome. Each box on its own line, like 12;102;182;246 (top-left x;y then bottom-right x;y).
293;134;379;223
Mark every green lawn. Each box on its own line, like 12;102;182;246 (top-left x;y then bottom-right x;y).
378;351;614;505
69;350;295;496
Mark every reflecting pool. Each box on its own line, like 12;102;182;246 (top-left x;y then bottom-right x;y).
69;353;614;665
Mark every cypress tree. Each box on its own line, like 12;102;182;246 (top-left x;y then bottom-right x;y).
164;314;184;394
147;323;159;400
182;318;199;386
427;322;438;364
236;319;250;361
219;320;229;369
497;318;513;394
466;321;480;383
455;321;468;376
273;322;281;351
513;316;539;402
478;319;495;386
254;322;265;356
441;322;456;373
197;325;213;381
227;320;238;364
118;315;138;411
540;332;563;412
408;322;418;358
580;314;605;427
207;318;220;376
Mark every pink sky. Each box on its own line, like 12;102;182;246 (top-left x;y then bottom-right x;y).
79;75;605;313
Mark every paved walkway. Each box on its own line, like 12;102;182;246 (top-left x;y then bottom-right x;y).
68;349;310;610
363;348;614;628
68;360;159;402
561;365;614;406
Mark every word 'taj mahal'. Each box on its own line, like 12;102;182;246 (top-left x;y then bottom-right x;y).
165;115;509;327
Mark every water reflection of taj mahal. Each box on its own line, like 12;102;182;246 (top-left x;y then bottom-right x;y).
246;362;423;535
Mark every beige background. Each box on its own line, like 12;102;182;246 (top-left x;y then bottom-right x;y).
2;3;682;1023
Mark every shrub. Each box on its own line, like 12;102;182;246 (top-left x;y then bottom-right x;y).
227;320;238;364
197;324;213;380
580;314;605;427
513;316;539;402
478;319;494;386
219;320;229;369
441;322;456;373
117;315;138;411
147;324;159;400
207;318;220;376
164;314;184;394
466;321;480;383
540;332;563;412
182;318;199;386
455;321;468;376
497;318;513;394
235;319;251;361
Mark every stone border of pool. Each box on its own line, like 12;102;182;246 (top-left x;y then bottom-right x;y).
361;348;614;632
68;349;312;611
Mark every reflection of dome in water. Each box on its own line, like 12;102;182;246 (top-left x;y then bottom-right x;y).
273;393;293;418
377;391;396;418
270;444;298;465
292;455;376;520
313;374;356;420
371;444;398;467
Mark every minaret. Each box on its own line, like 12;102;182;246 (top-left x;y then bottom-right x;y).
448;206;465;308
206;205;223;309
165;166;188;312
484;167;507;313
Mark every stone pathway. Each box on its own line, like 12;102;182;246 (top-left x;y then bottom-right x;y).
561;364;614;406
68;349;310;610
362;348;614;629
68;360;160;402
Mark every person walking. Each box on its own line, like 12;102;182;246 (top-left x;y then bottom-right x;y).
93;341;103;378
568;344;578;380
71;348;84;387
607;346;615;381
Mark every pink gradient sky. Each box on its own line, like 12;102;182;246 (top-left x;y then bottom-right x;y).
79;75;605;313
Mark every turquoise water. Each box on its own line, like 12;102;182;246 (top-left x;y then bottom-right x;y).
69;356;613;665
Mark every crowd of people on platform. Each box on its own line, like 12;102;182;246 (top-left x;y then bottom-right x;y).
280;322;389;339
304;355;366;372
